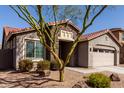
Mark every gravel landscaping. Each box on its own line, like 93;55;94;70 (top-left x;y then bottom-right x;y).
0;69;84;88
0;69;124;88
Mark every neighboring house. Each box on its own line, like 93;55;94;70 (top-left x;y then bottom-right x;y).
1;19;124;70
110;28;124;64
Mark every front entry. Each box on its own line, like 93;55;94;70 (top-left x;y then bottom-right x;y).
59;41;72;62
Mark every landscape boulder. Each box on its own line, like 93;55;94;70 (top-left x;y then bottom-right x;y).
109;73;120;81
37;70;51;77
72;81;89;88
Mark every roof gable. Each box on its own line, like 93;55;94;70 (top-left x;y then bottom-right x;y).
80;29;122;47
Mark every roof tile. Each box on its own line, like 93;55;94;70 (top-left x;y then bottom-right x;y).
4;19;80;38
4;26;23;37
81;29;108;40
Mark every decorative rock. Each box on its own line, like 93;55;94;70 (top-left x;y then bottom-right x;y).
72;84;82;88
38;71;45;77
72;81;89;88
110;73;120;81
38;70;51;77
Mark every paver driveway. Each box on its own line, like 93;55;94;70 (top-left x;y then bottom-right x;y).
66;66;124;74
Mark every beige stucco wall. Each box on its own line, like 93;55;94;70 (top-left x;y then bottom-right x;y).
69;44;78;66
78;42;88;67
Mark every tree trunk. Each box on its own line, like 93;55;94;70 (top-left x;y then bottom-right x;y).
59;69;64;82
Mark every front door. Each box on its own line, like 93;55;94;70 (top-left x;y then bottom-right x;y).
59;41;72;62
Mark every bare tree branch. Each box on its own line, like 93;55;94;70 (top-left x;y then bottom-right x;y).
83;5;91;29
64;5;107;66
85;5;107;29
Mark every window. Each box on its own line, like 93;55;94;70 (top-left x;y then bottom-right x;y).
26;40;34;57
26;40;44;58
104;49;109;53
99;49;104;52
90;48;92;52
93;48;98;52
35;41;44;58
109;50;115;53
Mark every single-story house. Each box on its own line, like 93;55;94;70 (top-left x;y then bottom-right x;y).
1;19;124;70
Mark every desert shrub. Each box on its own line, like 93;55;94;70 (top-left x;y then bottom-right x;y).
19;59;33;72
37;60;50;71
50;61;60;71
87;73;111;88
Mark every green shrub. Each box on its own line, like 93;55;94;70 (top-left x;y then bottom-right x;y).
50;61;60;71
87;73;111;88
37;60;50;71
19;59;33;72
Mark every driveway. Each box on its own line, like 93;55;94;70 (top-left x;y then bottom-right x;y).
66;66;124;74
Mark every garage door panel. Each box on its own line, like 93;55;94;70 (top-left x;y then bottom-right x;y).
92;51;114;67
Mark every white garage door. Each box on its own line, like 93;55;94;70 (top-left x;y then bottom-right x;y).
92;48;114;67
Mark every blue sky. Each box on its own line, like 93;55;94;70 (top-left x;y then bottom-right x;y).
0;6;124;43
0;6;30;43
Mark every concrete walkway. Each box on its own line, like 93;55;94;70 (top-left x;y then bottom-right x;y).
96;66;124;74
66;66;124;74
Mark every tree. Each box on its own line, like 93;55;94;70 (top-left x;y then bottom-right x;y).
10;5;107;82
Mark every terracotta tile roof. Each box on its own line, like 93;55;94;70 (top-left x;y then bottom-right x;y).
3;19;122;47
80;29;122;46
4;19;80;39
81;29;108;41
4;26;24;37
4;19;124;40
48;19;80;31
